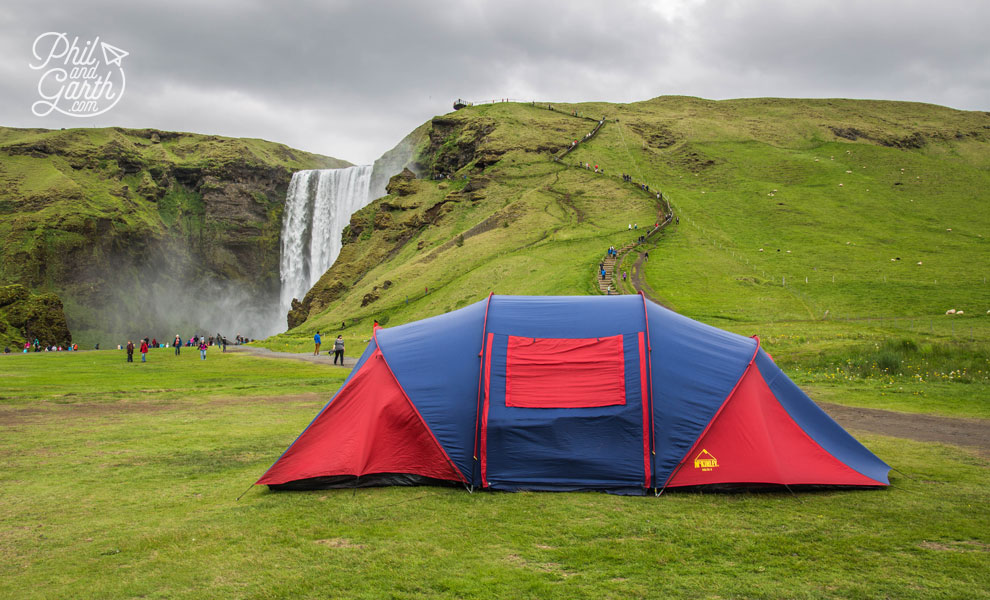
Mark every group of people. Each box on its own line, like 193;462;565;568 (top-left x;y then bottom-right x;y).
122;332;243;363
314;331;346;365
15;338;77;353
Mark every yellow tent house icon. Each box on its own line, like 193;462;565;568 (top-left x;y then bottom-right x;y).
694;449;719;472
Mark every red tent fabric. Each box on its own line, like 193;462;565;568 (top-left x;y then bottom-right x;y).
665;361;883;487
257;348;462;486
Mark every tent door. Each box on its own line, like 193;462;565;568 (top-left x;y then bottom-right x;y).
479;332;650;490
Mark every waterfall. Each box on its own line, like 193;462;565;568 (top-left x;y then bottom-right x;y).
278;165;373;325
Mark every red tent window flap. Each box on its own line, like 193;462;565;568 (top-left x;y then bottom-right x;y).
505;334;626;408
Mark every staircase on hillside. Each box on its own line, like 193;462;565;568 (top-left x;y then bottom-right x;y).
597;241;638;294
597;255;616;293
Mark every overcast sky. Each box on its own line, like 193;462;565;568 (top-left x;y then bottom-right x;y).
2;0;987;164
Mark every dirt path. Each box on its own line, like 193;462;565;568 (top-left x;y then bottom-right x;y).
818;402;989;457
628;250;676;309
228;345;358;367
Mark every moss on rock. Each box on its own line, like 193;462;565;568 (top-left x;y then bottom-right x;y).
0;284;71;348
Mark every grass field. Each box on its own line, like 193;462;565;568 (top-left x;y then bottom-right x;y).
1;349;987;599
3;97;989;598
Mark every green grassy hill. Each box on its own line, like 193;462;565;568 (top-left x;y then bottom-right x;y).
280;97;989;329
273;97;990;416
0;126;348;347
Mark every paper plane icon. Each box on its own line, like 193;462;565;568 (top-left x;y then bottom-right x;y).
101;42;128;66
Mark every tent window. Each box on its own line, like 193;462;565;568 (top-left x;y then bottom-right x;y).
505;334;626;408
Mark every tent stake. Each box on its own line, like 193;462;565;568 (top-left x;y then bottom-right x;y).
783;483;803;503
236;482;254;501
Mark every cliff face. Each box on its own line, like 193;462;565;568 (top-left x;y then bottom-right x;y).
0;126;348;345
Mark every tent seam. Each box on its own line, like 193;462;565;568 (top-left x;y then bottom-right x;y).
472;293;494;463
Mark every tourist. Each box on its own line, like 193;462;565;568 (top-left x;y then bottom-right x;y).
139;339;148;362
333;335;345;365
174;334;181;356
199;340;208;360
313;331;321;356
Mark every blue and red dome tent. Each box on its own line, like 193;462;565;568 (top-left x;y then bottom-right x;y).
258;294;889;493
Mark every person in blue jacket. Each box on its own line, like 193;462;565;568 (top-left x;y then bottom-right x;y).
313;331;321;356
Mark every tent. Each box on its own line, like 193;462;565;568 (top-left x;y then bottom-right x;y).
257;294;889;493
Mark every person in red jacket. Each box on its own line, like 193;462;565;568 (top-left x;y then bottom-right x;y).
140;339;149;362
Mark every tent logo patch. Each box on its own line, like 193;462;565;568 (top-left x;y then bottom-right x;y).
693;449;719;471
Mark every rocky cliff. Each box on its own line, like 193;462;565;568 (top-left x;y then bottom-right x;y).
0;284;70;349
0;126;348;345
